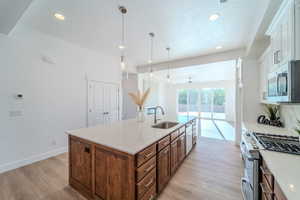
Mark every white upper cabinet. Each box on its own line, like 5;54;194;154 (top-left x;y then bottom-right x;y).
259;0;300;102
259;47;272;101
266;0;298;72
281;6;293;64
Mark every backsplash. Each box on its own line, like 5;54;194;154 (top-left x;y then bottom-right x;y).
280;105;300;136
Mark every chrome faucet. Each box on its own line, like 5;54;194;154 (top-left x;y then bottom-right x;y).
154;106;165;124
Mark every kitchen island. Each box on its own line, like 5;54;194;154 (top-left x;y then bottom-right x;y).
66;115;198;200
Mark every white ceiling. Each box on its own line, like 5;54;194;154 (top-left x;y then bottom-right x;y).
9;0;269;66
147;60;236;84
0;0;32;34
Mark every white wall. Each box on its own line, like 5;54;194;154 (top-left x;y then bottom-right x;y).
0;27;121;173
241;58;263;123
163;80;236;122
280;105;300;136
138;74;167;109
122;73;138;120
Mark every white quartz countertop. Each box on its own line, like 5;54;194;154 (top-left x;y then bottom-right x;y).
243;122;300;200
67;115;196;155
243;122;290;135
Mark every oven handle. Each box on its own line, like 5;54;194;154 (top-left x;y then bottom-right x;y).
240;142;257;162
241;178;248;200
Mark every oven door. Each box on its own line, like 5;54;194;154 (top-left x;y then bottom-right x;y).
241;178;254;200
240;140;259;200
241;147;255;187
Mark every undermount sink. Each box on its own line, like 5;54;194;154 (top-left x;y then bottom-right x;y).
152;121;179;129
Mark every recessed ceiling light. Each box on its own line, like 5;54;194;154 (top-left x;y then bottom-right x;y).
54;13;65;21
216;46;223;50
209;13;220;21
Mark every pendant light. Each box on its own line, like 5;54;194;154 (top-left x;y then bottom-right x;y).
166;47;171;82
118;6;128;78
148;32;155;78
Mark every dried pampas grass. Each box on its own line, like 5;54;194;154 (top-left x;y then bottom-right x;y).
128;88;150;110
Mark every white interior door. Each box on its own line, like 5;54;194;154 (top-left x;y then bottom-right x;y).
104;83;119;123
88;81;119;127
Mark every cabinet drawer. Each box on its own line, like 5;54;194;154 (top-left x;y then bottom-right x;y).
136;156;156;182
137;143;157;167
170;130;179;141
179;126;185;134
261;161;274;190
262;168;273;192
136;168;156;200
274;181;287;200
179;134;185;141
158;136;170;152
140;183;156;200
260;183;274;200
261;190;273;200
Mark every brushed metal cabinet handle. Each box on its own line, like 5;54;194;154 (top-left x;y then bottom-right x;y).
144;164;155;173
145;178;154;187
144;152;153;158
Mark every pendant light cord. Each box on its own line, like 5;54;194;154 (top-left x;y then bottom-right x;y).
167;47;170;78
149;33;155;73
150;36;153;72
122;13;125;47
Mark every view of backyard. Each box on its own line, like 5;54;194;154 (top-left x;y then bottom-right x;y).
178;88;226;120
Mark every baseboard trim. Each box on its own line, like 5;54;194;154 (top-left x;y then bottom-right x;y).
0;146;68;174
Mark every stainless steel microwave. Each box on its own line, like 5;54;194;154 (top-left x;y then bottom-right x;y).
267;60;300;103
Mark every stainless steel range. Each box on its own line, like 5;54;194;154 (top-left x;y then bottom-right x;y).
240;131;260;200
240;131;300;200
253;132;300;155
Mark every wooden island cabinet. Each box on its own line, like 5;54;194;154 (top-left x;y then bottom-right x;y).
68;118;198;200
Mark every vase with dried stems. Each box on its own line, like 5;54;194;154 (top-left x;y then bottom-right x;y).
128;88;151;122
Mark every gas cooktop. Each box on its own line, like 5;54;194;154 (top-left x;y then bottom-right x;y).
253;132;300;155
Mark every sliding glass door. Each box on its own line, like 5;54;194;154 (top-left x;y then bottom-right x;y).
188;89;199;117
178;89;201;121
178;90;188;121
177;88;226;120
200;89;213;118
212;88;226;120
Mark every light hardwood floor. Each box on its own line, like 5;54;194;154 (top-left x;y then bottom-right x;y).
158;137;243;200
0;137;243;200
